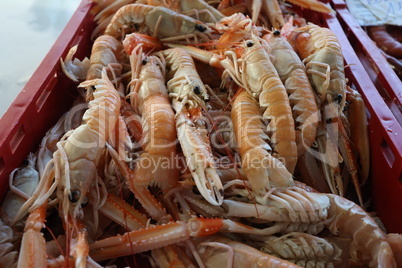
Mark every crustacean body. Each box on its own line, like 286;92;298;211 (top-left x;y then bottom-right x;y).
61;35;123;88
286;23;368;206
104;3;211;43
222;36;298;174
3;0;396;266
12;70;129;267
231;90;293;194
108;43;179;221
264;31;319;156
159;47;224;206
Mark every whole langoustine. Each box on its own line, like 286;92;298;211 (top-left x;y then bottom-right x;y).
222;35;297;174
14;69;125;223
159;47;224;206
264;31;319;156
110;43;179;221
104;3;210;43
286;23;346;110
231;90;294;194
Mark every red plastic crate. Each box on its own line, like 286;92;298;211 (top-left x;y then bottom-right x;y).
328;0;402;233
332;0;402;121
0;0;95;199
0;0;401;234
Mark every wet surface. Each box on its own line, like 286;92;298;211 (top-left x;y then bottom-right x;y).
0;0;81;117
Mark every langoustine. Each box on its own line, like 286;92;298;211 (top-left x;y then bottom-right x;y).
159;47;225;206
2;0;396;266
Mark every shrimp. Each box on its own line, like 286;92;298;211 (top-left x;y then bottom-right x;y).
14;69;123;225
263;31;319;156
248;0;333;28
92;0;222;39
159;47;224;206
37;99;87;177
1;154;39;225
60;45;90;83
55;70;122;220
175;0;225;23
0;219;18;268
109;43;179;221
14;70;127;266
286;23;346;110
345;86;370;185
261;0;285;29
85;35;124;82
61;35;123;90
285;0;334;14
221;35;297;174
285;23;366;204
222;183;396;267
231;90;293;195
194;235;302;268
104;4;211;43
214;13;259;49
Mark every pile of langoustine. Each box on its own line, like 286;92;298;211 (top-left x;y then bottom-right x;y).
1;0;402;267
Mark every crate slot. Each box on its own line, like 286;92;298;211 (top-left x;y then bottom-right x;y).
380;139;395;167
0;157;4;175
9;125;25;154
36;73;58;113
389;99;402;127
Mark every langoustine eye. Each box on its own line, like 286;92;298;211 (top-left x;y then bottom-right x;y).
195;24;206;32
193;85;201;95
69;190;81;203
334;94;343;104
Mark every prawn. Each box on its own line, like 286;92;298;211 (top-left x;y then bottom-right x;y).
263;30;319;156
13;69;124;225
0;219;18;267
286;23;365;205
1;154;39;225
221;35;297;174
159;47;224;206
248;0;333;28
14;70;129;266
286;23;346;110
104;4;211;43
56;69;124;220
61;35;123;89
109;43;179;221
85;35;124;82
231;90;293;195
92;0;223;39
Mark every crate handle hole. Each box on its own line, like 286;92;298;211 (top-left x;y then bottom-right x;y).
10;125;25;154
36;73;58;113
380;139;395;167
0;157;4;175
